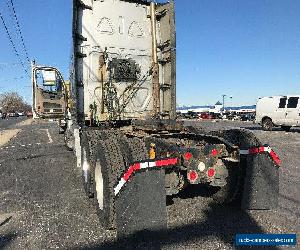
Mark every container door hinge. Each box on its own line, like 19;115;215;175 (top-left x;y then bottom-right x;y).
156;9;167;20
158;40;170;51
76;52;87;58
76;0;92;10
158;58;171;65
76;81;84;87
75;33;87;41
160;84;171;90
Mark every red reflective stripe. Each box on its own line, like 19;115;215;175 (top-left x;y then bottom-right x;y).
249;147;259;154
123;166;135;181
115;157;179;195
155;158;178;167
122;158;178;182
248;148;256;154
133;163;141;171
246;146;281;166
155;160;164;167
249;147;266;154
168;158;177;165
269;150;281;166
259;147;266;153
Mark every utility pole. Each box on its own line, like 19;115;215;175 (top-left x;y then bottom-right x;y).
222;94;226;112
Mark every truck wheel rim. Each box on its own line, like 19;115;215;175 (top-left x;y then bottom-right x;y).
95;161;104;210
82;148;89;181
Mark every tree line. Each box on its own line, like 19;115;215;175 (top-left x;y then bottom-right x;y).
0;92;31;113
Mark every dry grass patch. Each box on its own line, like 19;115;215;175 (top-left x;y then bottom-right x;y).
0;129;21;146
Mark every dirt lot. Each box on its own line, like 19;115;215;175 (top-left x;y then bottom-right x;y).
0;119;299;249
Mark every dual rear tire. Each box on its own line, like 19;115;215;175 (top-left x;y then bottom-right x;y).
209;129;261;205
81;131;147;230
91;138;125;229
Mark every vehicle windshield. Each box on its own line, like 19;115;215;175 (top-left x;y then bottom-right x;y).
35;69;63;93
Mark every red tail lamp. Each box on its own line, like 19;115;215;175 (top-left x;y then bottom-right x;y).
211;148;218;157
207;168;215;178
187;170;198;182
184;152;192;161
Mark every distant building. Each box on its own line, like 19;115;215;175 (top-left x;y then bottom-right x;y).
177;101;223;114
177;102;256;114
212;101;223;113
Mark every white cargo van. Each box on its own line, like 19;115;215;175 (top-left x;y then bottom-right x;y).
255;95;300;131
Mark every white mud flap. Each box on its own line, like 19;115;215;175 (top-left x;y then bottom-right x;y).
115;169;167;238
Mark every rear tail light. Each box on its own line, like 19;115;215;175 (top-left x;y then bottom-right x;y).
187;170;198;182
207;168;215;178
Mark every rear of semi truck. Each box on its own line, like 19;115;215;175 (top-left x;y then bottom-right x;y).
64;0;281;237
72;0;176;124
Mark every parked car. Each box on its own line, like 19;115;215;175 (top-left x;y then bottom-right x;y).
26;111;33;117
183;111;199;119
8;112;19;117
225;112;237;120
240;113;255;121
176;111;184;119
255;95;300;131
200;112;214;119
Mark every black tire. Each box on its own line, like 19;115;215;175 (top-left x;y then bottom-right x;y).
184;125;205;134
188;129;245;204
58;126;65;134
64;129;74;150
80;132;94;198
91;137;126;229
209;129;279;210
262;118;273;131
81;129;115;198
127;137;148;162
281;126;291;132
210;161;243;204
208;129;261;204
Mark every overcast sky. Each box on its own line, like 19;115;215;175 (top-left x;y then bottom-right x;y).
0;0;299;106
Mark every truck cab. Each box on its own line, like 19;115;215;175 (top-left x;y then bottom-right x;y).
32;65;68;119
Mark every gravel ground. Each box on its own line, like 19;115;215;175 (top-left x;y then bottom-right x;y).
0;117;27;129
0;120;299;249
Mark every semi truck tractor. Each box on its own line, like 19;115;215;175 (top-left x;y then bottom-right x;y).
31;63;68;119
33;0;280;237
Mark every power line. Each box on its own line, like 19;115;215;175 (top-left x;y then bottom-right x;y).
0;10;30;78
0;76;25;83
0;62;23;70
6;0;30;64
0;62;22;66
